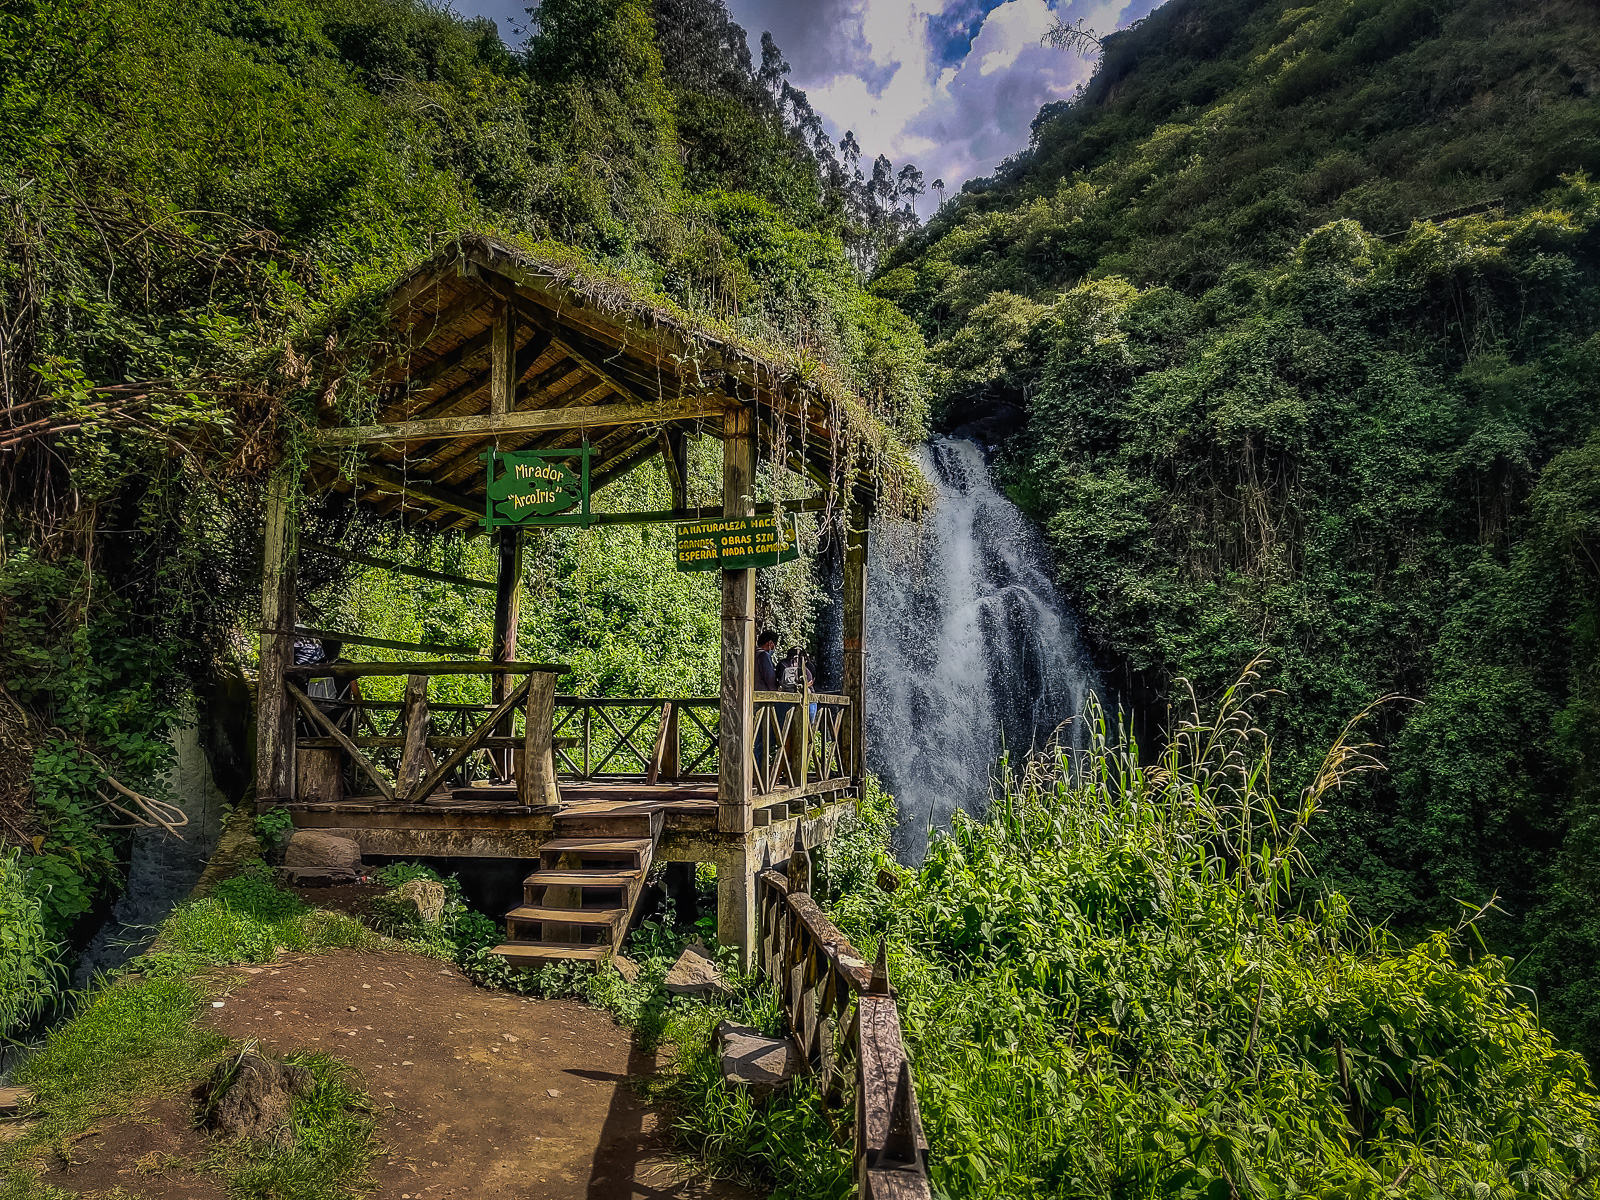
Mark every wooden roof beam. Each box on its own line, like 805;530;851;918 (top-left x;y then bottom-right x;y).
315;394;729;447
324;458;482;520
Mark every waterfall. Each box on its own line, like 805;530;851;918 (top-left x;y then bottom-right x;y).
71;715;227;985
866;436;1099;860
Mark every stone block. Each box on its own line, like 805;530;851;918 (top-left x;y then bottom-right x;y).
717;1021;802;1097
664;943;731;998
283;830;362;872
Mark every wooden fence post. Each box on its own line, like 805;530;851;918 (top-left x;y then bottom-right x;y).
397;673;433;800
519;671;559;807
491;527;523;779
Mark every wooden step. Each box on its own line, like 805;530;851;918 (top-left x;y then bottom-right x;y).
504;905;628;926
523;869;638;888
538;837;653;871
491;941;609;965
552;810;658;838
538;836;651;857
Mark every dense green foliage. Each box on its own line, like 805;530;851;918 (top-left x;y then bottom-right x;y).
670;684;1600;1198
884;0;1600;309
883;0;1600;1061
864;688;1600;1198
0;0;929;998
0;850;63;1040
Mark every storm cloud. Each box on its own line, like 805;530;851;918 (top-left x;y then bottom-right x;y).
451;0;1165;192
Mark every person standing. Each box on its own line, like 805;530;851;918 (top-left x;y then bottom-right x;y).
755;630;780;692
754;631;780;777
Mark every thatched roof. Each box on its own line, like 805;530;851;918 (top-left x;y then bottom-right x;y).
303;234;924;531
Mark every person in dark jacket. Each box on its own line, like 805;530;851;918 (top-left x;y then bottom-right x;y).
755;630;780;691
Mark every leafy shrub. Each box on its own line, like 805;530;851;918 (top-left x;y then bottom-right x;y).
862;674;1600;1198
0;848;66;1041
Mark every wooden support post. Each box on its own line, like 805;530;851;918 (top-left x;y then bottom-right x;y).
718;404;755;834
518;671;560;807
660;429;689;512
397;674;434;799
491;528;523;779
717;839;755;971
295;746;342;805
718;403;757;970
843;508;868;783
256;467;297;810
798;677;813;788
489;303;517;416
662;702;680;781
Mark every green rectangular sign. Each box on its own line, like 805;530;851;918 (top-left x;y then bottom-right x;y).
481;447;592;529
675;514;799;571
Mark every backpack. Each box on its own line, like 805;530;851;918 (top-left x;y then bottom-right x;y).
777;653;807;691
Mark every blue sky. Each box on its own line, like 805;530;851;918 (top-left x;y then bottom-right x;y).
450;0;1166;194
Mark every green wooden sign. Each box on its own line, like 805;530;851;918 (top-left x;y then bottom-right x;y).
675;514;799;571
480;447;592;529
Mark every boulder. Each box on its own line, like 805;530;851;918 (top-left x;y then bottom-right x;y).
283;831;362;873
717;1021;802;1097
202;1053;312;1146
396;878;446;924
664;943;730;998
610;953;640;985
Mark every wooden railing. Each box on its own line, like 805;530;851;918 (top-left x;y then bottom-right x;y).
286;667;854;805
552;697;720;781
756;854;932;1199
285;661;564;805
752;686;855;819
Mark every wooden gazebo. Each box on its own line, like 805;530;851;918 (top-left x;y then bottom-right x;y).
255;234;913;966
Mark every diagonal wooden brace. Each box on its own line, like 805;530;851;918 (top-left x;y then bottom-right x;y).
286;682;396;803
409;672;534;801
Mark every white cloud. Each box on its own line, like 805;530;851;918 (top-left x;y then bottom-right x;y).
452;0;1162;192
726;0;1149;192
975;0;1059;76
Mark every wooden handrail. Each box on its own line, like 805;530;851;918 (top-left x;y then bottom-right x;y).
285;661;568;678
755;864;932;1198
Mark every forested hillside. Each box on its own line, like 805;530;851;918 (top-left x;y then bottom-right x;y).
883;0;1600;1057
0;0;928;962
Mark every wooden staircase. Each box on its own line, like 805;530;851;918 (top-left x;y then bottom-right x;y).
491;806;662;969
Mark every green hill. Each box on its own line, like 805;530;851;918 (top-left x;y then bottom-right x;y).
882;0;1600;1059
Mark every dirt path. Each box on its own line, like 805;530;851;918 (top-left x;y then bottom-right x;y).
44;948;754;1200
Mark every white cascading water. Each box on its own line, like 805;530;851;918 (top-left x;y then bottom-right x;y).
866;436;1100;860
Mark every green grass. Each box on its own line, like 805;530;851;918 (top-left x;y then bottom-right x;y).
204;1052;379;1200
0;861;383;1200
133;861;378;977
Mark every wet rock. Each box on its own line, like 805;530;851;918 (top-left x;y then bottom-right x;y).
202;1053;312;1146
396;879;445;923
664;944;730;998
716;1022;802;1097
283;831;362;873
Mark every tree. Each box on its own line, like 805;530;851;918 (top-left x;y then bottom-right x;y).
1041;17;1101;56
897;163;925;214
932;177;946;209
525;0;681;239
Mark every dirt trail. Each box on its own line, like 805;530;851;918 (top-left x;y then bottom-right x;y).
43;948;753;1200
